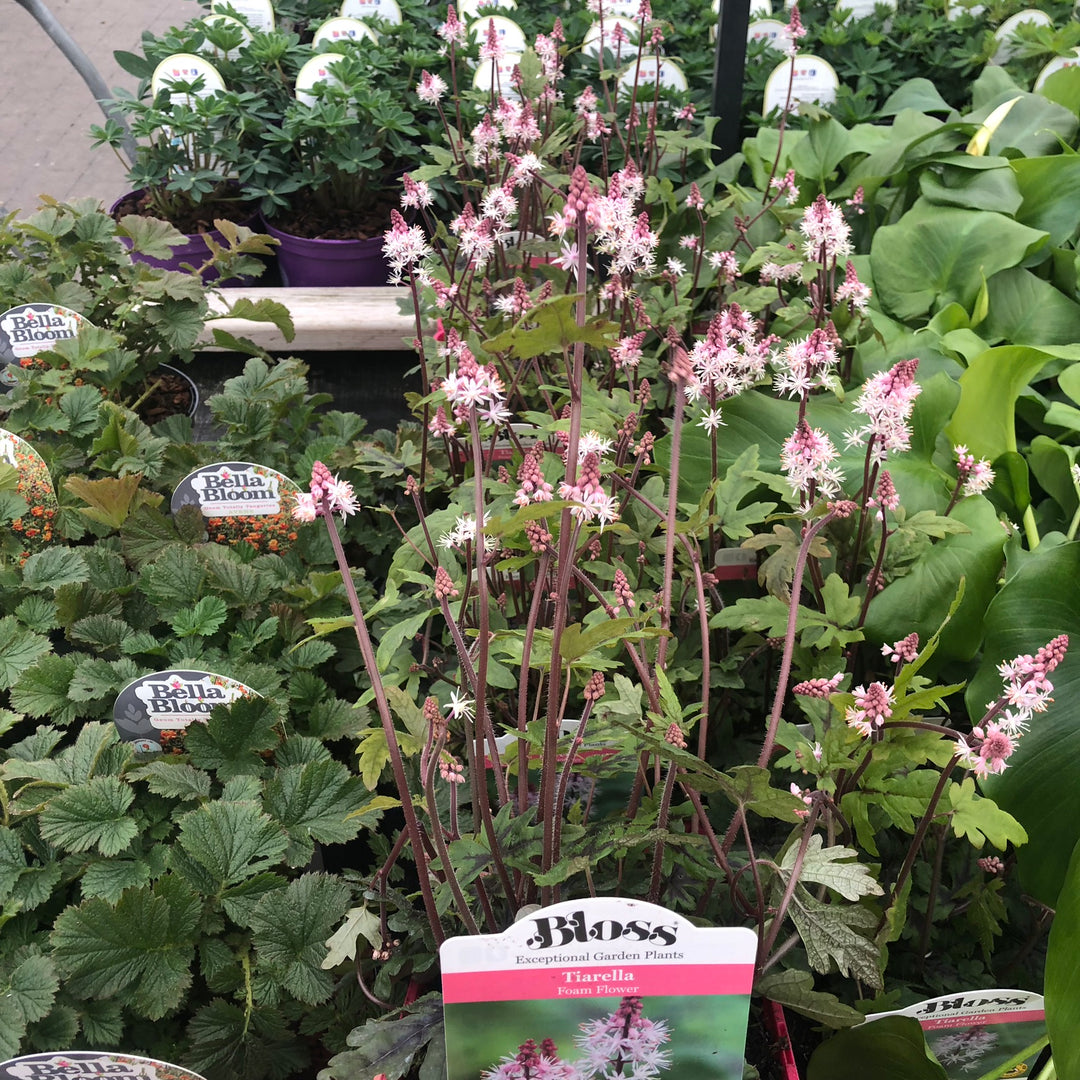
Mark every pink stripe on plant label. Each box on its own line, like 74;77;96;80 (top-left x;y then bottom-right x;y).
920;1009;1044;1030
442;964;754;1003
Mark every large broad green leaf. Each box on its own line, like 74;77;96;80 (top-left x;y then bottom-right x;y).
981;268;1080;347
1012;156;1080;246
967;87;1079;157
918;155;1022;215
1046;837;1080;1077
945;346;1057;461
880;78;951;116
808;1016;947;1080
863;497;1006;661
870;200;1047;320
970;542;1080;906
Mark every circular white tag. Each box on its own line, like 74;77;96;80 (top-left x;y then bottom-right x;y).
313;16;379;45
458;0;517;18
1035;49;1080;90
945;0;985;16
747;18;793;54
469;15;528;54
341;0;403;23
151;54;226;103
211;0;275;32
992;9;1053;64
762;55;839;113
582;17;641;60
472;51;524;96
617;56;688;94
295;52;347;105
198;14;252;60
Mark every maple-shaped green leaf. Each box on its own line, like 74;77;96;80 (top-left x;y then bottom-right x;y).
780;835;884;901
219;871;287;924
57;384;103;438
482;293;618;360
20;548;89;591
0;618;51;691
118;214;189;258
203;548;271;606
0;952;60;1059
949;777;1028;850
786;886;883;988
80;857;154;903
212;296;296;342
129;761;212;801
754;968;864;1028
842;767;942;856
172;596;229;639
177;800;288;889
743;524;832;600
263;760;367;866
250;873;350;1004
185;696;280;778
712;445;780;540
80;997;125;1046
65;474;162;529
39;776;137;856
51;876;200;1019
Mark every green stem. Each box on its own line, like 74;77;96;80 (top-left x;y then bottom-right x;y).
1023;504;1041;549
970;1035;1049;1080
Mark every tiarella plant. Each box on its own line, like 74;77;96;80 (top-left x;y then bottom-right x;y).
290;9;1079;1079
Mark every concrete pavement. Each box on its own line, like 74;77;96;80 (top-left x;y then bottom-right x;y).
1;0;192;217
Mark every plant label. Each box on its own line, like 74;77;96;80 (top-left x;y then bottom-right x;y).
582;17;641;60
211;0;275;33
469;15;529;54
340;0;402;24
295;53;347;105
113;669;259;754
835;0;895;18
198;13;252;60
313;16;379;45
441;898;756;1080
1035;49;1080;90
867;990;1046;1079
472;53;524;96
0;1053;207;1080
151;54;226;103
457;0;517;20
991;9;1053;65
762;55;839;113
746;18;793;54
601;0;646;18
617;56;689;94
946;0;985;17
0;427;58;552
0;303;83;386
171;461;302;552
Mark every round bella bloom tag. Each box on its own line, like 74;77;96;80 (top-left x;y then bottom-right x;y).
1034;48;1080;90
295;53;349;105
991;9;1053;64
582;17;641;60
0;303;83;386
468;15;528;54
114;669;260;754
746;18;794;55
617;56;689;95
763;55;839;113
472;52;524;96
171;460;303;552
313;16;379;45
0;427;58;554
0;1052;208;1080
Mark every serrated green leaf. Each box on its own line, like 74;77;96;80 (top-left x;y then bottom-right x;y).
80;857;153;903
322;906;382;969
0;953;59;1059
129;761;212;801
0;618;51;690
172;596;229;638
79;998;125;1045
263;760;366;867
14;596;58;634
250;873;350;1004
948;777;1028;850
119;214;189;258
780;835;883;901
51;878;200;1019
185;696;279;778
20;548;89;590
39;776;137;856
66;474;161;529
219;871;287;924
177;800;288;889
786;886;883;988
139;545;206;609
754;968;865;1028
9;656;79;725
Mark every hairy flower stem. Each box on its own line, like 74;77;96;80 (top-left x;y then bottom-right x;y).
422;733;480;933
647;763;680;903
876;754;960;939
551;701;597;894
722;509;839;856
758;800;822;968
857;519;890;627
656;375;687;674
319;501;445;944
517;547;553;819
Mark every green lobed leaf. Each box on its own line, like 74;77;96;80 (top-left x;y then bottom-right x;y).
786;886;883;988
129;761;212;801
754;968;865;1028
39;777;138;856
779;835;884;901
80;857;154;903
0;952;60;1060
0;618;51;691
947;778;1028;851
185;696;279;778
177;800;288;890
249;873;351;1005
172;596;229;638
20;548;89;590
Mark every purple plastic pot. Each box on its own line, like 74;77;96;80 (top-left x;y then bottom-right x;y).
260;214;391;286
110;192;259;285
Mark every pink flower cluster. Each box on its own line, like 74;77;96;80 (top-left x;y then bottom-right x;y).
558;451;619;527
799;194;852;265
291;461;360;522
845;359;922;461
845;681;895;738
772;327;837;400
781;419;843;502
955;444;995;497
